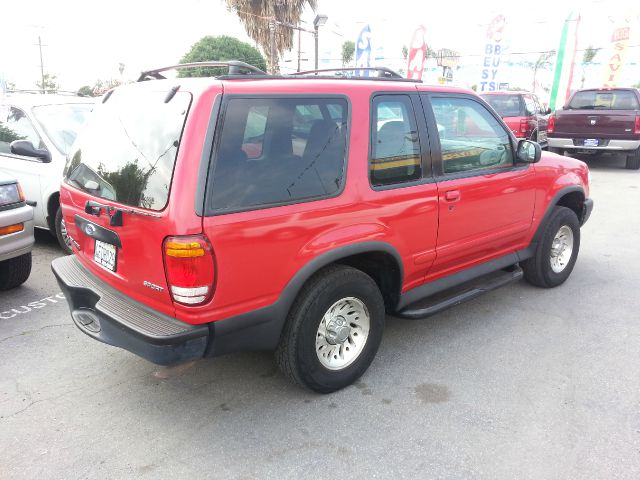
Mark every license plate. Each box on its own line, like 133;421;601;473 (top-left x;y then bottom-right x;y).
584;138;599;147
94;240;117;272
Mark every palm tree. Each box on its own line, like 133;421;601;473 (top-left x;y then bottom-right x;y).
225;0;316;74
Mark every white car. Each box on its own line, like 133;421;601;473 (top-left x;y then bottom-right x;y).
0;93;94;253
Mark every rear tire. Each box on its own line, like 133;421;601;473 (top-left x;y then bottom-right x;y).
522;206;580;288
55;207;73;255
276;265;385;393
625;149;640;170
0;253;32;290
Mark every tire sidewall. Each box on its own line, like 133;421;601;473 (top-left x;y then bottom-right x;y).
538;208;581;287
55;207;73;255
295;271;385;392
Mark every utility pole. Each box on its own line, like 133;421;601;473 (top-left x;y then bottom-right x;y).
297;28;301;72
38;36;45;93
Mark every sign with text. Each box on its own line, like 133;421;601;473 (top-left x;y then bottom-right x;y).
407;25;427;80
602;25;631;88
478;15;506;92
355;24;373;77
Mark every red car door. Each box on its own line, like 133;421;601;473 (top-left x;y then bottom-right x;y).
421;94;536;279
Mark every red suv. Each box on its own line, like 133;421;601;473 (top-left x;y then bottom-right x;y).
52;62;593;393
481;91;551;147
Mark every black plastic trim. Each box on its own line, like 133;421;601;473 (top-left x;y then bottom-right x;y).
581;198;594;226
195;94;222;216
0;200;27;212
74;214;122;248
396;248;533;310
531;186;586;246
207;241;404;356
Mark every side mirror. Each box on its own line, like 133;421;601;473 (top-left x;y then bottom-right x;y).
517;139;541;164
9;140;51;163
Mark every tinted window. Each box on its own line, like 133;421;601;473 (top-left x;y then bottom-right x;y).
370;95;422;186
481;94;524;117
568;90;640;110
210;97;348;212
32;103;93;155
0;107;43;155
64;88;191;211
431;97;513;175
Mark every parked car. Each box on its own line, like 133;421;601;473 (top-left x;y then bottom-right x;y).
481;91;550;147
547;87;640;169
0;172;33;290
0;93;94;252
52;62;593;393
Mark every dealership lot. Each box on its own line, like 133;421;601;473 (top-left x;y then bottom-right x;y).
1;154;639;479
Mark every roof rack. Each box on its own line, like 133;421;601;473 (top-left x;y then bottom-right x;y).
291;67;417;81
137;61;267;81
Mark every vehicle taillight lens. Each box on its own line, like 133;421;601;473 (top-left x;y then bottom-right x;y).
163;235;215;306
548;115;556;134
519;118;529;136
634;115;640;135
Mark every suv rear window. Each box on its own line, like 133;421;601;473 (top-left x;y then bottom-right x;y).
209;97;348;213
481;94;524;117
64;88;191;211
567;90;640;110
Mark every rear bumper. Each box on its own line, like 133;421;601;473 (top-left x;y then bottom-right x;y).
548;137;640;151
51;255;209;365
0;204;34;262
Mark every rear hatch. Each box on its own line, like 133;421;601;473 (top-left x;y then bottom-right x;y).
554;89;639;139
60;84;195;316
480;93;527;137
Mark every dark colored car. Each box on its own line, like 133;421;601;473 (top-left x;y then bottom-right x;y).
481;91;550;147
547;88;640;169
52;62;593;393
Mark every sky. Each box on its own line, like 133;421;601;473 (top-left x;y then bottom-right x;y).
1;0;638;99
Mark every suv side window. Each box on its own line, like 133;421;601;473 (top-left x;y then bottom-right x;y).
210;97;348;213
370;95;422;187
430;96;514;175
0;107;43;155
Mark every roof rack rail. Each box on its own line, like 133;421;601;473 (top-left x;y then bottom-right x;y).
290;66;416;81
137;61;267;81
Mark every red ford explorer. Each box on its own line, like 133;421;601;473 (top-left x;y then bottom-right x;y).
52;62;593;392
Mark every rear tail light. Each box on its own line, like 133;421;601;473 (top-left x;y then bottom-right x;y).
519;118;529;137
163;235;215;306
548;115;556;134
634;115;640;135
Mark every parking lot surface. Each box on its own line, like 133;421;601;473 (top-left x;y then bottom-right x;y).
1;155;639;479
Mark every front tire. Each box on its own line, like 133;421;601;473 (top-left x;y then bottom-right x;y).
0;253;32;290
55;207;73;255
625;149;640;170
276;265;385;393
522;206;580;288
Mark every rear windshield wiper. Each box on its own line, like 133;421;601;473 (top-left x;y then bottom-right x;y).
84;200;160;226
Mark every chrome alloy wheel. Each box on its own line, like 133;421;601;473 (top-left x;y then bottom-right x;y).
316;297;370;370
550;225;574;273
60;219;72;249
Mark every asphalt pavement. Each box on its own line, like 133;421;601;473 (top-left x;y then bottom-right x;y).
1;154;639;479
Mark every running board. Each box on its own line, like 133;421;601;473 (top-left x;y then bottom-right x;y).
396;266;523;320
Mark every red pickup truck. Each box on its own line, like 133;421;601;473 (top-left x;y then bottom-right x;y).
547;88;640;169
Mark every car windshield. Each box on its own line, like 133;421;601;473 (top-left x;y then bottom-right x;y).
32;103;93;154
481;94;524;117
567;90;640;110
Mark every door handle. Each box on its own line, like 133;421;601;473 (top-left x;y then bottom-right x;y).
444;190;460;202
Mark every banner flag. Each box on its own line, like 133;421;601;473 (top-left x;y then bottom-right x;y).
549;12;581;111
602;23;631;87
407;25;427;80
478;15;507;92
355;25;372;77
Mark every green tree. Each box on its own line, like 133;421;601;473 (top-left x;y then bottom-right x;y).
341;40;355;67
77;85;94;97
179;35;267;77
581;45;599;88
36;73;58;93
225;0;316;74
519;51;555;92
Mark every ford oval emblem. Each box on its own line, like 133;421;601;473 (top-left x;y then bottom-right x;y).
590;119;596;125
85;224;96;236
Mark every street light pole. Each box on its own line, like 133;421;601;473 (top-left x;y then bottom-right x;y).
269;19;276;74
313;14;328;72
314;27;319;70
